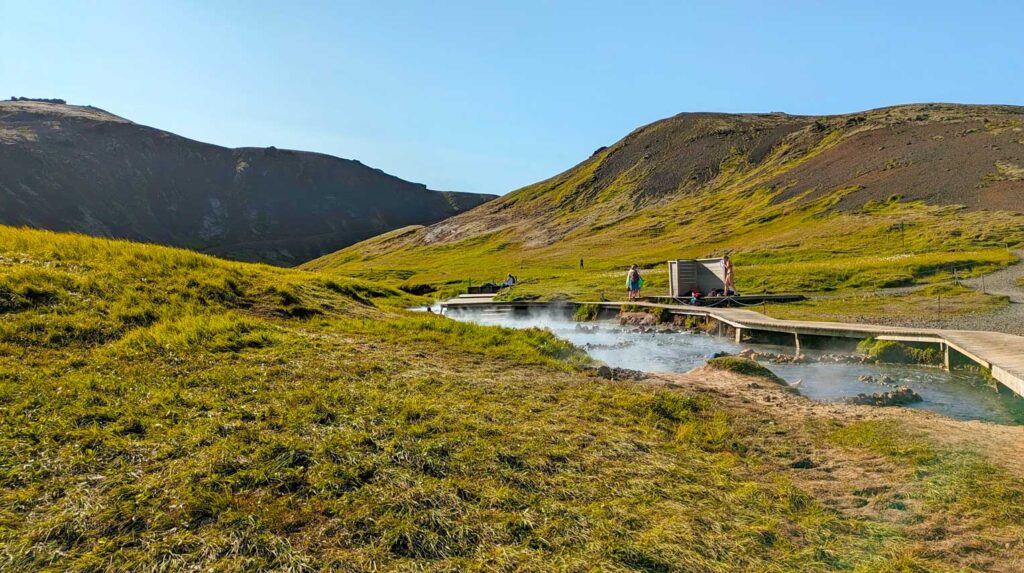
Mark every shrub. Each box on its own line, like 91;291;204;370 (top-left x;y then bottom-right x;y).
398;283;437;296
573;303;600;322
857;337;942;365
706;356;786;384
619;304;670;323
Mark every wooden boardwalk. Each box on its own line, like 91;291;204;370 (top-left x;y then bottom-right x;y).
444;293;498;305
589;301;1024;397
441;297;1024;397
648;294;806;306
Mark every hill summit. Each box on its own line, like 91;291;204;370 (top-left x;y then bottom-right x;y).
0;99;495;266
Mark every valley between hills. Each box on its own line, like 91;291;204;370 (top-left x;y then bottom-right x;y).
307;103;1024;334
3;101;1024;571
4;225;1024;571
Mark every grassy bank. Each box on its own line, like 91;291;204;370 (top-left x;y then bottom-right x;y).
828;420;1024;570
763;285;1010;324
2;226;1023;570
304;106;1024;311
307;189;1023;308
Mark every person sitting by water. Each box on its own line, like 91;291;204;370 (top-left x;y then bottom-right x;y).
500;273;517;288
689;286;702;306
626;264;643;301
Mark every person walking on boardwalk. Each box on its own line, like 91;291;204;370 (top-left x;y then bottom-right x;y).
723;255;736;295
626;264;643;301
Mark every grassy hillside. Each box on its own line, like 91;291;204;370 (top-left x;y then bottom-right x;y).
305;104;1024;314
3;226;1024;571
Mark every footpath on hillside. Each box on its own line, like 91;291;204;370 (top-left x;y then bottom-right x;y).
937;250;1024;335
802;251;1024;336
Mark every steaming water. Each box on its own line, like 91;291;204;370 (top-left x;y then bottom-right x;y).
441;309;1024;425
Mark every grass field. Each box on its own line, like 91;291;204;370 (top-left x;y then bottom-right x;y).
303;108;1024;323
306;187;1024;324
3;226;1024;571
762;285;1009;323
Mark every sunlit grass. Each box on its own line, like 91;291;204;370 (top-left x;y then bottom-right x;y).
306;186;1024;307
763;285;1010;323
3;225;1023;570
831;420;1024;530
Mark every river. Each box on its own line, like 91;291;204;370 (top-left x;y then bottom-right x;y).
442;309;1024;425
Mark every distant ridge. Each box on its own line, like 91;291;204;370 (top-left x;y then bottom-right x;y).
316;103;1024;254
0;99;496;266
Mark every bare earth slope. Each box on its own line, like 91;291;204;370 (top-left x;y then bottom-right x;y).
0;100;495;266
307;103;1024;309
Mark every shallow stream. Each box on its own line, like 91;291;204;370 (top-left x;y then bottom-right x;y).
442;309;1024;425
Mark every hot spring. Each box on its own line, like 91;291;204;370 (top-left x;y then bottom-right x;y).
438;307;1024;425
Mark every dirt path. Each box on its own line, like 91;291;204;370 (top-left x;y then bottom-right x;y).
935;250;1024;334
802;251;1024;335
963;250;1024;304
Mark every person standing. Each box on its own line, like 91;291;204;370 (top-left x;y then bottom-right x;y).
626;264;642;301
579;257;584;270
723;255;735;295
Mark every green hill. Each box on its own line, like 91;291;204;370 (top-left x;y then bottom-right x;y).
305;104;1024;313
3;225;1024;569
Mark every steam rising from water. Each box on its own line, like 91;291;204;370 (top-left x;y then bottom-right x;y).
439;307;1024;425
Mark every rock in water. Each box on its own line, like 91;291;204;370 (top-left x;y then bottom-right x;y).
845;386;923;407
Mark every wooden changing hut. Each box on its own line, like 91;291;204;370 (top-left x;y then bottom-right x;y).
667;258;727;297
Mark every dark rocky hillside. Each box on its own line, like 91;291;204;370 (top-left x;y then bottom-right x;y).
0;100;494;265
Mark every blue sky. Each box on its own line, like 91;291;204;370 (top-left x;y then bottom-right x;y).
3;1;1022;195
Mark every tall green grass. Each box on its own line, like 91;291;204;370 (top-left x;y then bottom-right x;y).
2;226;1022;570
306;177;1024;312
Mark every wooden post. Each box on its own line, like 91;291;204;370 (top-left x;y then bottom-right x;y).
735;328;743;344
794;333;801;355
943;343;951;371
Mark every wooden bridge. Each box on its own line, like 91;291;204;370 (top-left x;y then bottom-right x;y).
440;296;1024;398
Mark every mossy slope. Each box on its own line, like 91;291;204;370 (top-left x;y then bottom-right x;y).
3;226;1024;570
306;105;1024;306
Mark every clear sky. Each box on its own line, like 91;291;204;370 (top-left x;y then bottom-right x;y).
3;1;1022;195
